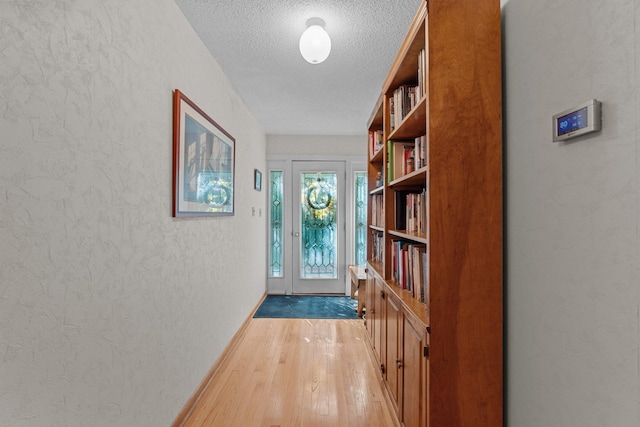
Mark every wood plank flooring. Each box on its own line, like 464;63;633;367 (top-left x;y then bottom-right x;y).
179;318;399;427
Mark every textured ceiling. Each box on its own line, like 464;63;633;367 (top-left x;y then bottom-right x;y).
173;0;422;135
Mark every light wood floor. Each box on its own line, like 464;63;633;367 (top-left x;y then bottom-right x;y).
178;318;399;427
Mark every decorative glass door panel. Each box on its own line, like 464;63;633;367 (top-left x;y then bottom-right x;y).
269;170;284;277
292;161;345;294
300;172;337;278
354;172;367;265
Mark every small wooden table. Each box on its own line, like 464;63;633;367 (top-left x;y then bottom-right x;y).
349;265;367;317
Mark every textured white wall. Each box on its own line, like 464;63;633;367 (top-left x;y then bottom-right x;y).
503;0;639;425
267;134;366;157
0;1;266;426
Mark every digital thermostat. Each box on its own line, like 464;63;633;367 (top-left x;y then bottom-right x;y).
552;99;602;142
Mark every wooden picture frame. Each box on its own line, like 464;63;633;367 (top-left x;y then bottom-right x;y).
254;169;262;191
172;89;235;217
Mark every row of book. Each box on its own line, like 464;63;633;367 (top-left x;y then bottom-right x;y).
389;85;421;131
370;231;384;264
395;189;427;234
413;134;427;170
388;47;428;133
386;136;427;183
369;130;384;158
391;240;429;303
387;140;414;182
371;134;426;169
417;48;427;107
370;194;384;227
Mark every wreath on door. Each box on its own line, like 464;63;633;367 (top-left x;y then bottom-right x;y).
306;180;333;210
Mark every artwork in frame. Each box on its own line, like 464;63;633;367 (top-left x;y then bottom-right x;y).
172;89;235;217
254;169;262;191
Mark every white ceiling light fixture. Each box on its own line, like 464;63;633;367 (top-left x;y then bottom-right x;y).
299;18;331;64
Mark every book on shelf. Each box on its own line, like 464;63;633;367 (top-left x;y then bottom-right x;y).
391;240;427;299
389;48;426;133
414;134;427;169
394;141;415;177
417;48;427;100
371;230;384;264
421;250;429;304
389;96;395;132
394;189;427;234
403;242;411;292
387;139;415;182
411;244;427;302
391;239;400;284
369;130;384;158
371;193;384;227
405;190;426;234
391;241;412;291
386;140;393;183
390;84;420;130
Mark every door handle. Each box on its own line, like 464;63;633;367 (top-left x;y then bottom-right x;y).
293;232;300;237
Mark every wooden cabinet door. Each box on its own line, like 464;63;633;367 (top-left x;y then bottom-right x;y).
365;267;375;340
403;316;428;427
386;293;403;414
372;276;386;374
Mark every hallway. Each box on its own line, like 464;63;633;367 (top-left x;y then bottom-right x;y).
176;318;398;426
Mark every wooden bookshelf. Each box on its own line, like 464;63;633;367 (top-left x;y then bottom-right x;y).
364;1;502;426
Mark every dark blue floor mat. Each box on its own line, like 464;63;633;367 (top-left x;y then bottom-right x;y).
253;295;358;319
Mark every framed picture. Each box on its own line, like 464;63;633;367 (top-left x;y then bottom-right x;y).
172;89;235;217
254;169;262;191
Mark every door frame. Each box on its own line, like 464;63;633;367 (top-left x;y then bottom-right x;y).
266;155;365;295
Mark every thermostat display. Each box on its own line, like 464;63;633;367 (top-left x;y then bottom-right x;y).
557;107;588;136
552;99;601;142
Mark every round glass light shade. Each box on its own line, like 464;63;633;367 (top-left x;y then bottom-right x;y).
299;24;331;64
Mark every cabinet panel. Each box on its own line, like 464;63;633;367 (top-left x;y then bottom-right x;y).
403;316;428;427
365;268;375;340
373;276;386;374
385;293;403;413
366;267;386;376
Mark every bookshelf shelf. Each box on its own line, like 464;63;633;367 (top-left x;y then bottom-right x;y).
370;185;384;195
388;166;427;188
364;1;502;426
371;147;384;163
388;230;427;244
388;96;427;140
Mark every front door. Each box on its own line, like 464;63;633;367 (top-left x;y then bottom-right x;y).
291;161;346;294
